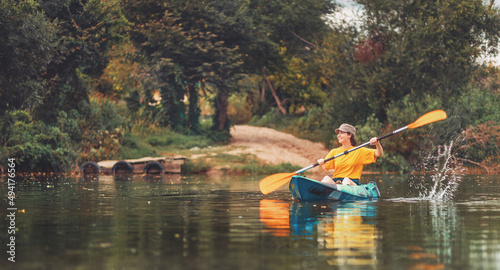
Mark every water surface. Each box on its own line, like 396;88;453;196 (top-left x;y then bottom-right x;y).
1;174;500;269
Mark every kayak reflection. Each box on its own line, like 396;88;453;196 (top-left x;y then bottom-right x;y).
260;199;379;266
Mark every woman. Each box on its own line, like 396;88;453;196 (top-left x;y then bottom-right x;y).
317;123;383;186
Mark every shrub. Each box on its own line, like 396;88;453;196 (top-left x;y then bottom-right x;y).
77;95;126;163
455;121;500;173
0;110;77;172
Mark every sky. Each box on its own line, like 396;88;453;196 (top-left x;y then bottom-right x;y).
333;0;500;65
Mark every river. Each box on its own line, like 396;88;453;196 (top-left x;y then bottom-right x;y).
1;173;500;269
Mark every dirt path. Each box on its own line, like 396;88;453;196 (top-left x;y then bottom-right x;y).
228;125;329;167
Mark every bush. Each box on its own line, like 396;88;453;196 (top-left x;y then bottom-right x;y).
183;159;212;174
455;121;500;173
452;86;499;172
0;110;77;172
77;95;126;163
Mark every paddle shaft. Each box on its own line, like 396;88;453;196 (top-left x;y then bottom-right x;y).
295;126;408;174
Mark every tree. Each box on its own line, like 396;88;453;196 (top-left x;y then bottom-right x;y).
1;0;129;172
124;0;243;134
0;0;58;117
241;0;336;115
35;0;129;122
346;0;500;122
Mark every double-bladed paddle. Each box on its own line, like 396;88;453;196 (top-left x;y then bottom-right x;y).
259;110;448;195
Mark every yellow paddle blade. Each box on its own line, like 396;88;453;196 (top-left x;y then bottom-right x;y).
407;110;447;129
259;172;297;195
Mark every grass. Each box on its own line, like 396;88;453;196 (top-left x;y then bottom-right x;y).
183;158;212;174
120;122;212;156
228;162;301;175
185;150;302;175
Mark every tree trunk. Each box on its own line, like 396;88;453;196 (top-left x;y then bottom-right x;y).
215;90;229;132
187;83;200;133
263;70;287;115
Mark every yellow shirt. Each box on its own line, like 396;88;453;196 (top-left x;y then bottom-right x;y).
324;146;377;179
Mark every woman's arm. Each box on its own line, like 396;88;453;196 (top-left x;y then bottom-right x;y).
370;137;384;157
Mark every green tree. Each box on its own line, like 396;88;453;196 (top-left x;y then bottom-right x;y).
124;4;188;128
124;0;336;135
242;0;336;115
36;0;129;122
124;0;243;134
347;0;500;122
1;0;128;171
0;0;57;117
313;0;500;140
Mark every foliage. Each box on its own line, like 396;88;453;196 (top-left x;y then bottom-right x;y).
249;107;328;145
244;0;337;116
0;0;58;116
78;95;125;163
182;158;212;174
119;118;219;160
0;95;128;172
97;43;141;99
456;84;500;126
0;110;77;172
123;0;243;133
79;128;124;162
355;114;383;145
35;0;129;122
355;114;410;173
242;0;336;70
270;51;328;110
320;0;500;123
119;132;158;160
454;121;500;173
450;78;500;173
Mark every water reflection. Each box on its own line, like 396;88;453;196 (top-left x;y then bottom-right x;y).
1;174;500;269
259;200;290;237
79;173;183;183
260;199;380;266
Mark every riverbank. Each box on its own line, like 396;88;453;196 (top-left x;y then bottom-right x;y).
184;125;329;176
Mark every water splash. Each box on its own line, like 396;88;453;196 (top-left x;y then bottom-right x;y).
412;140;465;201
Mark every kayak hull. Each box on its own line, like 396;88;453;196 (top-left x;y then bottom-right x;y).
289;175;380;202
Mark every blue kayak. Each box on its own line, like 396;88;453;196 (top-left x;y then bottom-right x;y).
289;175;381;202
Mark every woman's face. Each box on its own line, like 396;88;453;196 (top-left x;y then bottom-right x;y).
337;131;351;145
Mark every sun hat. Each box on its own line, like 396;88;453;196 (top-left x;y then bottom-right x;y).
335;123;356;135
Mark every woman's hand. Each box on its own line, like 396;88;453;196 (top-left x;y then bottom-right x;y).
317;158;329;172
369;137;379;145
